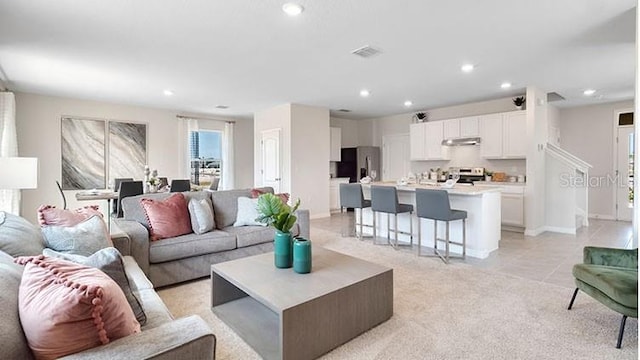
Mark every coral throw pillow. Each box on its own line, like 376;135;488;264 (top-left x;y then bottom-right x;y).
15;255;140;360
37;205;103;227
250;188;290;204
140;193;192;241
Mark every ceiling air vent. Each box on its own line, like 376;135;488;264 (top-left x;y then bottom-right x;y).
546;92;565;103
351;45;381;58
215;105;229;109
338;109;351;113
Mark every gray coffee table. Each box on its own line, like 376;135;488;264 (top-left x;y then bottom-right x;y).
211;247;393;360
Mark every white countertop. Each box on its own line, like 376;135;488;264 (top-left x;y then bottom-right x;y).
361;182;502;196
475;180;526;186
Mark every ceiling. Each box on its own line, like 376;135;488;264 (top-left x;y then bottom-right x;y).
0;1;636;120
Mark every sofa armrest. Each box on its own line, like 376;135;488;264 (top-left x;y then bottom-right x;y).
109;221;131;256
114;219;151;275
294;209;310;239
61;315;215;360
583;246;638;269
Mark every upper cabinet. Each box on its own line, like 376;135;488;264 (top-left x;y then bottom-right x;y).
479;110;526;159
410;121;449;160
459;116;479;137
330;127;341;161
443;119;460;139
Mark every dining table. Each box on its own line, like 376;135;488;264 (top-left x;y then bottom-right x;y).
75;190;119;229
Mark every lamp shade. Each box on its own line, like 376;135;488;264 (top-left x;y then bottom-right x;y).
0;157;38;189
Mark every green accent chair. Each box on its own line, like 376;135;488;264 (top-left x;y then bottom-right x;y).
568;246;638;348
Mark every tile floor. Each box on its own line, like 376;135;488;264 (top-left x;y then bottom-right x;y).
311;213;635;289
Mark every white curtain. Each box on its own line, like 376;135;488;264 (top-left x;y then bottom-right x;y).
0;92;20;214
221;122;235;190
184;118;199;180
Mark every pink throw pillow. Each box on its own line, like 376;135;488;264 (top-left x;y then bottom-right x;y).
140;193;192;241
37;205;103;227
15;255;140;360
250;188;290;204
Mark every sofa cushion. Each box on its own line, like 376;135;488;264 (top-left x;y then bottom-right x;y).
122;191;211;228
223;226;275;248
0;211;45;257
573;264;638;309
141;193;192;241
210;189;252;229
41;215;112;256
233;197;267;227
149;230;236;263
37;204;102;226
15;255;140;360
0;251;32;360
188;197;215;234
42;247;147;325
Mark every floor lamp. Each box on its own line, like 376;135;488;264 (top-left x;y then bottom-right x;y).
0;157;38;214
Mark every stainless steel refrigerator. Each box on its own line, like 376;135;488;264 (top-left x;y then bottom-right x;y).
336;146;380;183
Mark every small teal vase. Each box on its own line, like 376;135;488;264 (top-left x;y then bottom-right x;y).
293;237;312;274
274;230;293;268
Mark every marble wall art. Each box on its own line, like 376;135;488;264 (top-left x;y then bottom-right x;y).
109;121;147;181
61;117;106;190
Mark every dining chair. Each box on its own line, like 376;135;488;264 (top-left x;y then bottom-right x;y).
116;181;143;218
112;178;133;216
55;181;67;210
209;177;220;191
158;177;169;189
170;179;191;192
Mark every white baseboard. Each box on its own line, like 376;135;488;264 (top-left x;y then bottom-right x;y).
524;227;546;236
588;213;615;220
544;226;576;235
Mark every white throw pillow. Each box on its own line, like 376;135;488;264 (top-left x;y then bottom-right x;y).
233;197;267;227
188;198;215;234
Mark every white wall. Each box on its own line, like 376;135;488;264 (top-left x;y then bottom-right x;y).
329;117;359;148
547;105;561;146
524;86;549;235
291;104;330;218
15;92;253;223
559;100;634;219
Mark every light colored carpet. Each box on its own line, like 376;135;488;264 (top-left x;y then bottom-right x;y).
158;228;638;359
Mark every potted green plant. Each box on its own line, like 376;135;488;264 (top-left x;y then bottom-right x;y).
513;96;526;110
413;112;428;123
256;193;301;268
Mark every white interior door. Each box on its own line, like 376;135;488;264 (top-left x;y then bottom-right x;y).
261;129;281;193
382;134;410;181
616;126;634;221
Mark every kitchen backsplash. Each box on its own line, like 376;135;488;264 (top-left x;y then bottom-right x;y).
410;146;526;177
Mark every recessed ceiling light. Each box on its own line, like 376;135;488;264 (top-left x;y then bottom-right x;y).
404;100;413;107
360;89;370;97
583;89;596;96
461;64;474;73
215;105;229;109
163;89;173;96
501;82;512;89
282;3;304;16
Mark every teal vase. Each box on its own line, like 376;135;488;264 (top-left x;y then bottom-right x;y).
274;230;293;268
293;237;312;274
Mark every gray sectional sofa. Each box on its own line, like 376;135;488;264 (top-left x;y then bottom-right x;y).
0;212;216;359
115;187;310;287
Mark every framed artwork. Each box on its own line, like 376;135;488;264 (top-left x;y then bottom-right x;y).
61;117;148;190
61;117;106;190
109;121;147;181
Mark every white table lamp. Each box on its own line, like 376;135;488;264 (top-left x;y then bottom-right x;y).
0;157;39;189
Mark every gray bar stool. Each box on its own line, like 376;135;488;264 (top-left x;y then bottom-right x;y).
339;183;372;240
370;185;413;250
415;188;467;263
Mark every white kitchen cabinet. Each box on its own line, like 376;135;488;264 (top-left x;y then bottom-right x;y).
500;185;525;228
479;114;503;158
330;127;341;161
329;178;350;212
460;116;479;137
479;111;526;159
425;121;449;160
443;119;460;139
502;111;527;158
410;123;426;160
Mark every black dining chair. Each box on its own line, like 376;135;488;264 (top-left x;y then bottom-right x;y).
55;181;67;209
116;181;143;218
209;177;220;191
158;177;169;189
170;179;191;192
112;178;133;216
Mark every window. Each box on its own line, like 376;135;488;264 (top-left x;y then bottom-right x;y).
189;130;222;187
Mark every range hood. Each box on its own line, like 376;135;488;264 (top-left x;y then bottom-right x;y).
441;137;481;146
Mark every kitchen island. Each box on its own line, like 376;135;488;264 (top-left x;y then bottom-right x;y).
359;182;502;259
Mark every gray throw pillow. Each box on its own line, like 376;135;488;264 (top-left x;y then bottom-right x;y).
41;215;112;256
188;197;215;234
42;247;146;325
0;211;45;257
